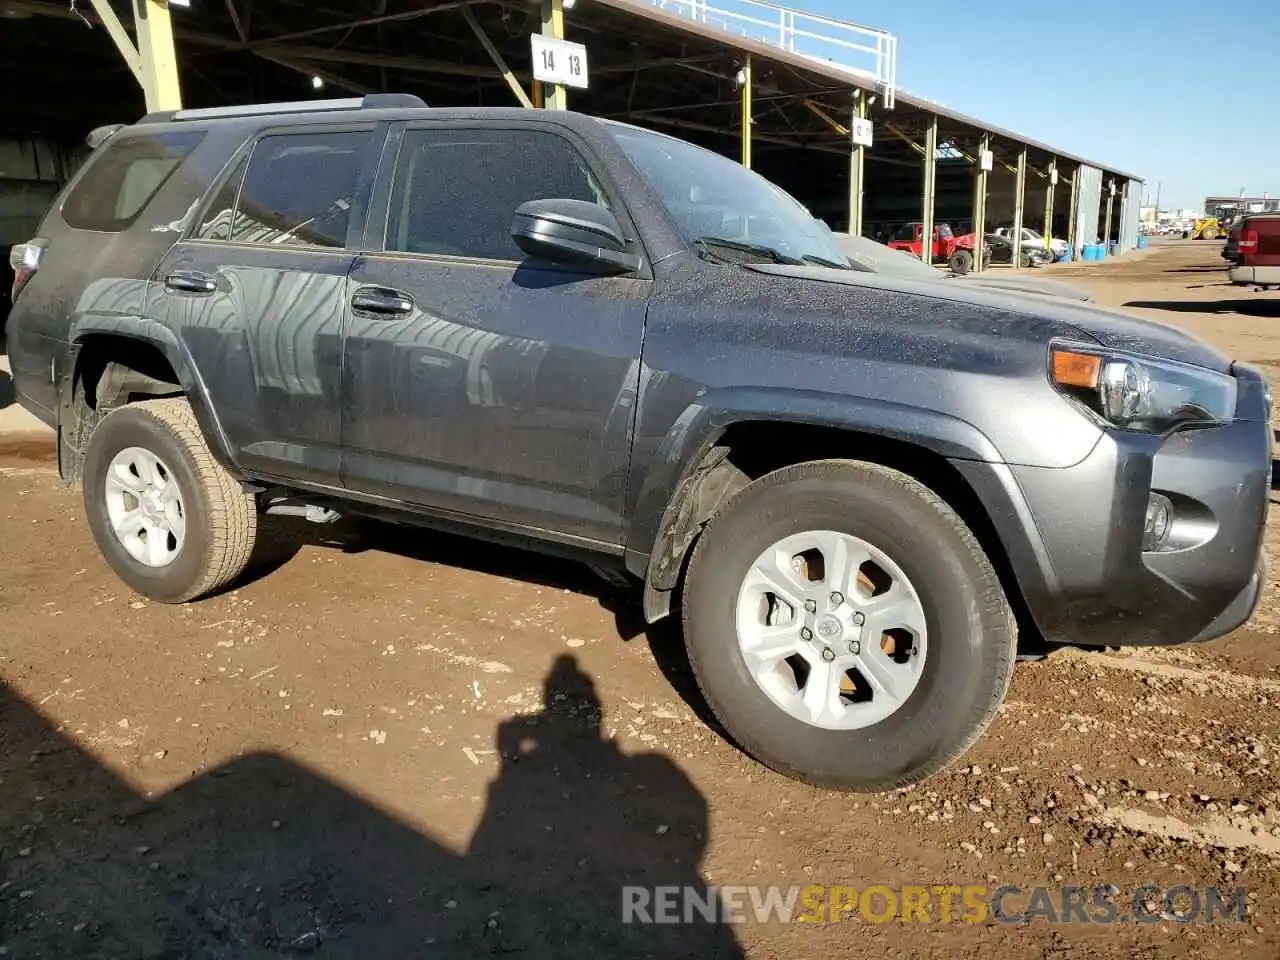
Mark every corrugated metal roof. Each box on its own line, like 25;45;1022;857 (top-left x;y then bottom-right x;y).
594;0;1143;182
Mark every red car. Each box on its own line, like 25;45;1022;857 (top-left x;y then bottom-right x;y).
1226;214;1280;290
886;222;988;274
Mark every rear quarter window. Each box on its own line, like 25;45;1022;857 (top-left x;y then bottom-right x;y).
60;130;204;232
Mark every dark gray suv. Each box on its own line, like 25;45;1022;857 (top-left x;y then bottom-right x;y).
7;95;1271;791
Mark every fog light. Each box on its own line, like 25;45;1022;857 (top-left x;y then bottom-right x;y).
1143;493;1174;551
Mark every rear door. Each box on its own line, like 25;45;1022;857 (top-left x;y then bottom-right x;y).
340;120;650;547
151;124;381;487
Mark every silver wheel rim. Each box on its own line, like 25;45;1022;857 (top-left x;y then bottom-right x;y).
735;529;928;731
103;446;187;568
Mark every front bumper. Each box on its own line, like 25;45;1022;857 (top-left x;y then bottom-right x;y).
954;363;1271;647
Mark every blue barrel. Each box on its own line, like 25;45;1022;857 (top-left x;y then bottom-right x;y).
1083;245;1097;261
1138;236;1149;249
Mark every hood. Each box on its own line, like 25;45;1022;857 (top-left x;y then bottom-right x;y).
744;263;1234;374
961;274;1092;302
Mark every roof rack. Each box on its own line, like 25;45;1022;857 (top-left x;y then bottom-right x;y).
138;93;427;125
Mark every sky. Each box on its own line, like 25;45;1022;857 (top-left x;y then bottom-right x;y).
798;0;1279;210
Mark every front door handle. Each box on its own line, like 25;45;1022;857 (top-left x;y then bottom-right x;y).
164;270;217;294
351;286;415;316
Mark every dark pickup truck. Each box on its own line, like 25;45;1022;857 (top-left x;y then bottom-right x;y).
7;96;1271;791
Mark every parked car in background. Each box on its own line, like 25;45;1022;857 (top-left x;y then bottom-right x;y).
987;233;1055;268
886;221;987;274
993;225;1068;259
833;232;1090;300
1225;214;1280;289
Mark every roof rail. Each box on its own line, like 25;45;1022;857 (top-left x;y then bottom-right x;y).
138;93;427;124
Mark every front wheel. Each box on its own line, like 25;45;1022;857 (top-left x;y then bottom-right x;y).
949;248;974;274
682;460;1016;791
82;398;258;603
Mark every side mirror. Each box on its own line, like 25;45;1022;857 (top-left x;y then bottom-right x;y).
511;198;642;274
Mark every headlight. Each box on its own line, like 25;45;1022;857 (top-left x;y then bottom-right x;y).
1050;345;1237;433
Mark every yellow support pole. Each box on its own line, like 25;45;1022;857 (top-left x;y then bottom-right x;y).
849;89;866;236
86;0;142;84
1044;161;1057;253
1066;168;1079;258
134;0;182;111
740;56;752;169
920;116;938;265
973;134;989;272
540;0;567;110
1012;147;1027;269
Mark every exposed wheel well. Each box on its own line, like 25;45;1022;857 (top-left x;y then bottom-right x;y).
647;420;1040;648
61;335;184;485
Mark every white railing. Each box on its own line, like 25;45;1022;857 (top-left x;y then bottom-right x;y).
645;0;898;108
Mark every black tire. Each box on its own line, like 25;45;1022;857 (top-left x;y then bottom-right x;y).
1201;226;1218;241
949;248;974;274
1018;251;1033;268
682;459;1016;791
82;398;257;603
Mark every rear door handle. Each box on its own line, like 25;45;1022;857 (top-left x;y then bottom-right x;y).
351;286;415;316
164;270;217;294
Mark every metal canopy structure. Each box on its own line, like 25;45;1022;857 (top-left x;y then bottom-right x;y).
0;0;1142;255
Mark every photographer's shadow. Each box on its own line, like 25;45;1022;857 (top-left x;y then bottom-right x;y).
0;656;742;958
454;654;741;955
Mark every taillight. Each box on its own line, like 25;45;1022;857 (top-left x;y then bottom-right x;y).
1239;228;1259;254
8;240;44;301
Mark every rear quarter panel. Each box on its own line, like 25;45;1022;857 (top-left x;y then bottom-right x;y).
6;125;248;418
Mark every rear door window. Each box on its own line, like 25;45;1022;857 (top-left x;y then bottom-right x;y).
60;130;204;232
200;130;371;247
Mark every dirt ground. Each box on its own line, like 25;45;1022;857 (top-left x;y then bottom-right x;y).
4;241;1280;958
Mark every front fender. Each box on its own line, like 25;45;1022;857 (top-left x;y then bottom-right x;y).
625;386;1005;598
62;315;240;476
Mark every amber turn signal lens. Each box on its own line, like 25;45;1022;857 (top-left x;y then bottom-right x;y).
1051;350;1102;389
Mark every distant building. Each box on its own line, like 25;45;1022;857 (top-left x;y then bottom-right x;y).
1204;195;1280;219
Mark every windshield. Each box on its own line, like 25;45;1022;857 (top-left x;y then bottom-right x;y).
607;123;850;268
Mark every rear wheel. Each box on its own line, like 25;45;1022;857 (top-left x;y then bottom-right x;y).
949;249;974;274
682;459;1016;791
82;398;257;603
1201;226;1219;241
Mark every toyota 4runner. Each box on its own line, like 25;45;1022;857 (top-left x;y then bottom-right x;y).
7;95;1272;791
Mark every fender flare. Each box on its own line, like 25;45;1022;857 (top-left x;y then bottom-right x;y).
627;387;1005;621
61;316;240;476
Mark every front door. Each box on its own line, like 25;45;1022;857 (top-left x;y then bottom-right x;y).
341;122;649;547
151;125;379;487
